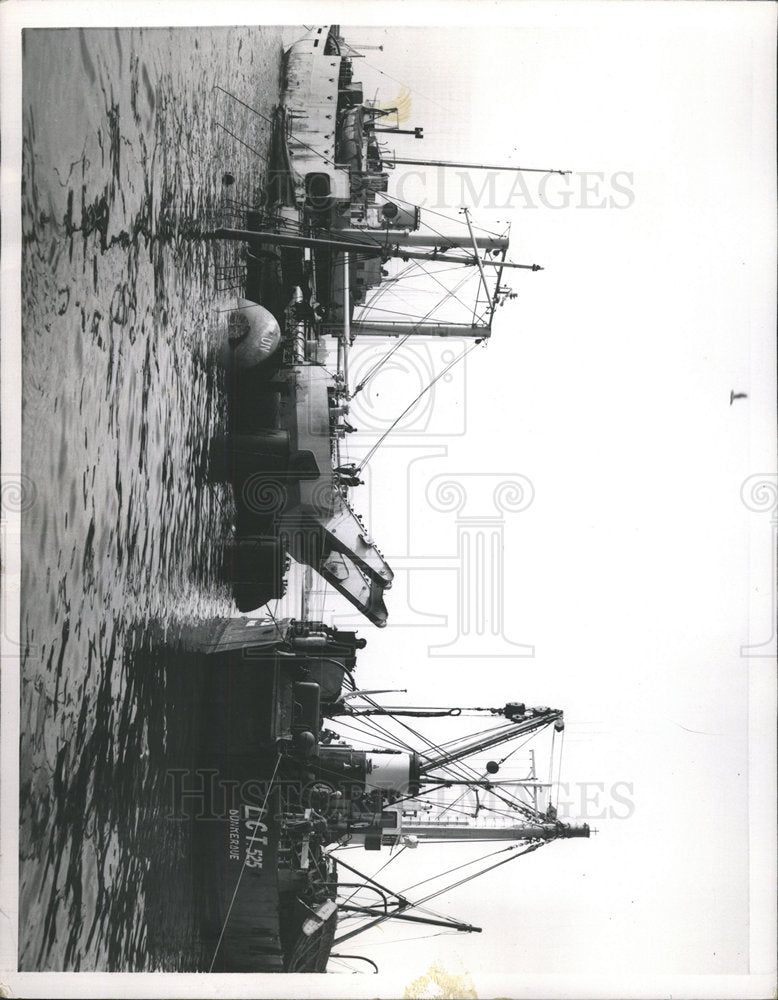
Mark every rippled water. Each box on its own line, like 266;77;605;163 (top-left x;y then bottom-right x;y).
20;25;286;971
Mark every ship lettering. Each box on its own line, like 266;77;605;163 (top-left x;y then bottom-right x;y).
228;808;240;861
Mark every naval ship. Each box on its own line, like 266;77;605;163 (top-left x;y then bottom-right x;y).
187;615;589;973
209;25;546;629
195;26;586;973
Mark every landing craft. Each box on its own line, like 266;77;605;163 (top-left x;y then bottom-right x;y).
193;28;587;973
185;616;590;972
208;25;550;627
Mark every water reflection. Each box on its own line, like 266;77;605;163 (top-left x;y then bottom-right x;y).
19;25;286;970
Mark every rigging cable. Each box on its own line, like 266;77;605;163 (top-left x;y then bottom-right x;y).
357;341;482;472
345;704;490;787
215;121;268;161
411;841;547;910
352;268;474;397
263;603;288;642
411;255;483;318
208;753;282;972
337;690;554;806
330;715;416;753
214;86;516;247
334;713;487;793
554;725;566;810
348;54;461;119
328;953;379;974
374;188;506;241
353;692;506;785
346;931;454;947
340;846;407;909
215;86;510;254
399;843;521;896
548;726;557;802
352;303;453;321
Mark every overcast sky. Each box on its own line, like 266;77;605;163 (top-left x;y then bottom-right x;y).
291;7;777;995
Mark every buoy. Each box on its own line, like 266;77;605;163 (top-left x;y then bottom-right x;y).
219;298;281;369
294;730;317;754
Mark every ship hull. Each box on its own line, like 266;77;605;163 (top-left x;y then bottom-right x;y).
187;619;351;972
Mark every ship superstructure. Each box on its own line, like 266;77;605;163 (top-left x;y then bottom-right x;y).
209;26;541;628
193;617;589;973
194;27;586;974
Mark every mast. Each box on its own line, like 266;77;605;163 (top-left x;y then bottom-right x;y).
337;229;509;251
211;228;541;271
400;819;590;842
346;320;489;339
390;156;569;176
341;252;351;391
462;207;492;311
373;126;424;137
418;708;563;776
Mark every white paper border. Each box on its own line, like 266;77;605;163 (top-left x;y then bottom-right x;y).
2;2;776;998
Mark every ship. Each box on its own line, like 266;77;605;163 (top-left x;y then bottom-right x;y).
184;615;590;973
191;26;586;973
208;24;546;629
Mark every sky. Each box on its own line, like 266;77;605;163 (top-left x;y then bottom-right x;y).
2;3;776;999
282;8;777;995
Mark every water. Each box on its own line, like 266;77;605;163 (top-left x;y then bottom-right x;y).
19;25;286;971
